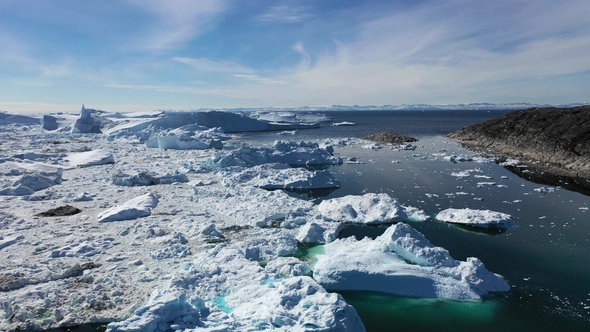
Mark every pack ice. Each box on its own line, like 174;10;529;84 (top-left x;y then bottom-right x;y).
0;107;510;332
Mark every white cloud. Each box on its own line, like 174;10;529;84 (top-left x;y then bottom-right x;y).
258;5;314;23
125;0;230;51
173;57;254;74
234;74;287;85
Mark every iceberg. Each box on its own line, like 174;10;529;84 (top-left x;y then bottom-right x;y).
98;193;159;222
71;105;112;133
313;223;510;300
435;208;514;229
316;193;414;225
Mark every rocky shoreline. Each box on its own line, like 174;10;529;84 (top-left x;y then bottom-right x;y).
448;105;590;193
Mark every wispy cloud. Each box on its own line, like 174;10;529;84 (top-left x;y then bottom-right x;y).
258;5;314;23
234;74;287;85
173;57;254;74
125;0;229;51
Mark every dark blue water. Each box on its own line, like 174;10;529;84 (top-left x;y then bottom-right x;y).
287;110;590;332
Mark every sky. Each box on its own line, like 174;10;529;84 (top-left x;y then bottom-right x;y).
1;0;589;114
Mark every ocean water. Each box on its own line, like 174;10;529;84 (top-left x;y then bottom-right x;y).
245;110;590;331
56;110;590;331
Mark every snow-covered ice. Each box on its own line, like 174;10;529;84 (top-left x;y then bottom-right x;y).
209;141;341;168
98;193;160;222
219;163;340;190
316;193;422;225
66;149;115;168
435;208;514;229
0;107;519;332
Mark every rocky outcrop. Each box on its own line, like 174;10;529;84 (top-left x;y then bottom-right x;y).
448;106;590;188
363;132;418;144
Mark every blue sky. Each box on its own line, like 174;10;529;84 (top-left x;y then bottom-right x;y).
1;0;589;114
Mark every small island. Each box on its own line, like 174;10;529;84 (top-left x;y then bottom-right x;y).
362;132;418;144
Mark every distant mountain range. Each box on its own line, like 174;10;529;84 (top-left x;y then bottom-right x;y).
213;102;589;113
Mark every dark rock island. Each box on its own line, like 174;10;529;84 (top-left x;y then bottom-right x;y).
362;132;418;144
449;105;590;192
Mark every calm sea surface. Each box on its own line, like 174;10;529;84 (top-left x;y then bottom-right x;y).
62;110;590;332
243;110;590;332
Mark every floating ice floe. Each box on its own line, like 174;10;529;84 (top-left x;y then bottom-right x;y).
209;141;341;168
435;208;514;229
220;163;340;190
445;155;494;164
146;125;229;150
450;168;483;178
534;186;557;194
98;193;160;222
332;121;355;126
313;223;510;300
362;143;383;150
66;149;115;167
499;158;521;167
112;170;189;186
316;193;424;225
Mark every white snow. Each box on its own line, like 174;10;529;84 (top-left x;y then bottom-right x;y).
98;193;160;222
435;208;514;229
313;223;510;300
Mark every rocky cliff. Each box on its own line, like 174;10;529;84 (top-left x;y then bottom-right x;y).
448;105;590;188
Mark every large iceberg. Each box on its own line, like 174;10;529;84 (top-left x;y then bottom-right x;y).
313;223;510;300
